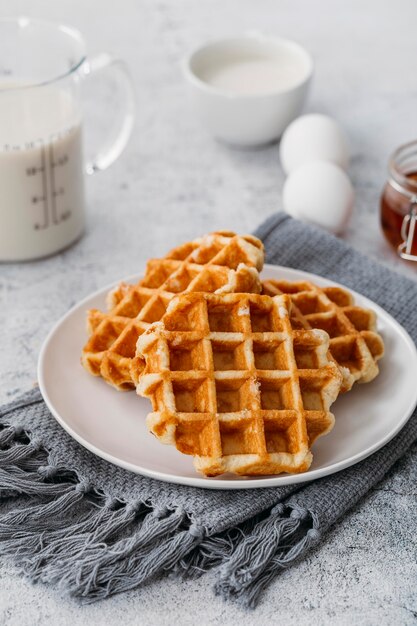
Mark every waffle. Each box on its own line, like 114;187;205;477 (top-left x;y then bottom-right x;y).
136;292;342;476
81;232;264;390
261;280;384;392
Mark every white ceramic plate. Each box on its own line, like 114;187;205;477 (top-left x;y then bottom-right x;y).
38;264;417;490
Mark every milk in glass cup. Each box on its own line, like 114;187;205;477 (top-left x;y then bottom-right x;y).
0;17;135;261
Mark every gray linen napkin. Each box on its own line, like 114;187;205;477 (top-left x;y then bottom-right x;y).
1;213;416;608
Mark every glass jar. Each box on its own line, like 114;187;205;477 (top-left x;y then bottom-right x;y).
380;140;417;261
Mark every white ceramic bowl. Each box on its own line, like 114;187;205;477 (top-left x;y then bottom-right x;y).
183;35;313;147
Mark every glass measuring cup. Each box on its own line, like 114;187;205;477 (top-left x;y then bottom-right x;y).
0;17;135;261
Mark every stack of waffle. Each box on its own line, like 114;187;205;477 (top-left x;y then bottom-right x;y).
82;231;384;477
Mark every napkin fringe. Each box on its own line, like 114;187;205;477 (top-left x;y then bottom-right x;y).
171;502;321;608
0;421;208;600
214;502;321;608
172;517;261;579
0;418;322;606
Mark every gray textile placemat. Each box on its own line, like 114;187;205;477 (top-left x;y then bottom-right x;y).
1;213;416;608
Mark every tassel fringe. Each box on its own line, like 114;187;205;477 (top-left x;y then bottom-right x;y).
0;420;319;607
215;504;321;607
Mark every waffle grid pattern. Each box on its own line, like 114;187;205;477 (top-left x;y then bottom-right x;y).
82;232;264;390
137;292;342;476
262;280;385;392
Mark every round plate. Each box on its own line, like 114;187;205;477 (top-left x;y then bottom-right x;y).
38;264;417;490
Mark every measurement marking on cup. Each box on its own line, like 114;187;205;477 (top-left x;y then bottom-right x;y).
26;133;70;230
49;141;59;225
41;144;49;229
50;137;69;225
31;142;49;230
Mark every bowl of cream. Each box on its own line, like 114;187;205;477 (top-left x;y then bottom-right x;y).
183;34;313;147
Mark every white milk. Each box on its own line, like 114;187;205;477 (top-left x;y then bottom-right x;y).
0;85;85;261
200;58;304;95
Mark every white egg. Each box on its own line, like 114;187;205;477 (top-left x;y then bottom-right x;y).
282;161;354;234
280;114;349;174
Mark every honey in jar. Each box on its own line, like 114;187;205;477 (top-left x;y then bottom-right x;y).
380;141;417;261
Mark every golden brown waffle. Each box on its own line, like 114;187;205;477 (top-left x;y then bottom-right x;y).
136;292;342;477
81;232;264;390
261;280;384;392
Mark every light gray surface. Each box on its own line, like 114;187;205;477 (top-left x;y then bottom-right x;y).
1;0;417;624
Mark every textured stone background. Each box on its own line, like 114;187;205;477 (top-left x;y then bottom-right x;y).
1;0;417;624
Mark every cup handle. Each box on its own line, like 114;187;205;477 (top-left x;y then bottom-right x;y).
82;53;135;175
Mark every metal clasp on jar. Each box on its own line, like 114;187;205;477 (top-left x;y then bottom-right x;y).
398;198;417;261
